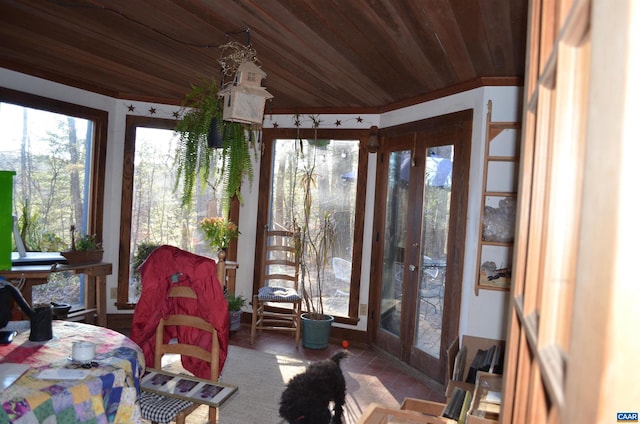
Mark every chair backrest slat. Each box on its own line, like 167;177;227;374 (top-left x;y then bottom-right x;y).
262;229;300;291
168;285;197;299
154;287;220;381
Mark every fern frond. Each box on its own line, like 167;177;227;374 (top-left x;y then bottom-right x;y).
173;78;221;209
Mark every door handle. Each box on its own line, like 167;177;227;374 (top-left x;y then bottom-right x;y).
409;264;416;272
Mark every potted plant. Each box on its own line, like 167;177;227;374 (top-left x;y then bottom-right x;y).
293;138;339;349
173;78;258;214
60;225;103;265
225;292;246;332
131;243;161;277
199;217;240;255
130;242;161;300
298;212;337;349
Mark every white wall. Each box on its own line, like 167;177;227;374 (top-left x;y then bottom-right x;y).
1;67;521;340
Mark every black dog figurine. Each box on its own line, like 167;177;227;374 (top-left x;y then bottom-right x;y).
279;351;349;424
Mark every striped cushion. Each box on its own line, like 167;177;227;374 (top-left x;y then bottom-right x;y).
139;391;194;424
257;286;301;302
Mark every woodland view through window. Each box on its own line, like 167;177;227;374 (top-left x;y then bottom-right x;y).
120;121;225;304
0;101;94;307
269;138;360;318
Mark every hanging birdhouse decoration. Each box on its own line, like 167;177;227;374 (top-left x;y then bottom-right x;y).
218;60;273;125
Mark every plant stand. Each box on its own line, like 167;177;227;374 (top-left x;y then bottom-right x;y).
216;249;226;291
301;313;334;349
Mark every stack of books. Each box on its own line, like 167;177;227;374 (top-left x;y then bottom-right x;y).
464;343;503;384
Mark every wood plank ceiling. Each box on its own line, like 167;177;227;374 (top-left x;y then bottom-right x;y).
0;0;528;112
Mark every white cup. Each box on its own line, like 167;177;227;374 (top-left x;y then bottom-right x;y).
72;341;96;362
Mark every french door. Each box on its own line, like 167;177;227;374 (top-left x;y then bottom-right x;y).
372;111;471;382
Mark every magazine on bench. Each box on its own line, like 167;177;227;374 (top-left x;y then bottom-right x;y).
141;368;237;407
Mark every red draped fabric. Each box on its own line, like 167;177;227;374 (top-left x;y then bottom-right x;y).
130;245;229;379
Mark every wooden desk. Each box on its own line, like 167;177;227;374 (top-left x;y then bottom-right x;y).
0;262;112;327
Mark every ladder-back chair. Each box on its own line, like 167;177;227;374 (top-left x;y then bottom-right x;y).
139;285;220;424
251;229;302;347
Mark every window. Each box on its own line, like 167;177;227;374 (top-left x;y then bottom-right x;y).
117;116;226;306
258;129;367;324
0;87;107;307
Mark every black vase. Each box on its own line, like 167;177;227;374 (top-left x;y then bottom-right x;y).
29;305;53;342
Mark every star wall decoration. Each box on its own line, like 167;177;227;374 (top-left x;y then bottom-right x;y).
285;114;374;129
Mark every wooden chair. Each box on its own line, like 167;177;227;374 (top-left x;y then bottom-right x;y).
140;285;220;424
251;229;302;347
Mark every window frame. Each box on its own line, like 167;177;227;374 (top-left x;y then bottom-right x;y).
116;116;177;308
0;87;108;247
254;128;369;325
116;115;239;308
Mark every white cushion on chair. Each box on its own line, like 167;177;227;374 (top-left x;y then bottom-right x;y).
257;286;301;302
140;391;194;424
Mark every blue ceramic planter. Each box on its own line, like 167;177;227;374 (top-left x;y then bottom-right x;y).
301;313;334;349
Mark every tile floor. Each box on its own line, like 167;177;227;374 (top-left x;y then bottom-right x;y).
229;323;447;423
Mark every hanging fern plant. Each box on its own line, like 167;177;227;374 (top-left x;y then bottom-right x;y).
173;78;256;213
174;78;220;208
219;122;256;212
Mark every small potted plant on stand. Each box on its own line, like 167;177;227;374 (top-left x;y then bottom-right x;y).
60;225;103;265
199;216;240;289
225;292;246;332
199;217;243;331
199;217;240;261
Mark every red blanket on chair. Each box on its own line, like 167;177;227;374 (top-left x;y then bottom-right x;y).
130;245;229;379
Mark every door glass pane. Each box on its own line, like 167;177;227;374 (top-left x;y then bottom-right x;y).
270;138;359;317
414;146;453;358
380;150;410;337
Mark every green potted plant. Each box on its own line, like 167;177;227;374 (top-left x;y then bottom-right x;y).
60;225;103;265
293;138;339;349
173;78;257;214
298;211;337;349
226;292;246;332
130;242;161;300
198;217;240;253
